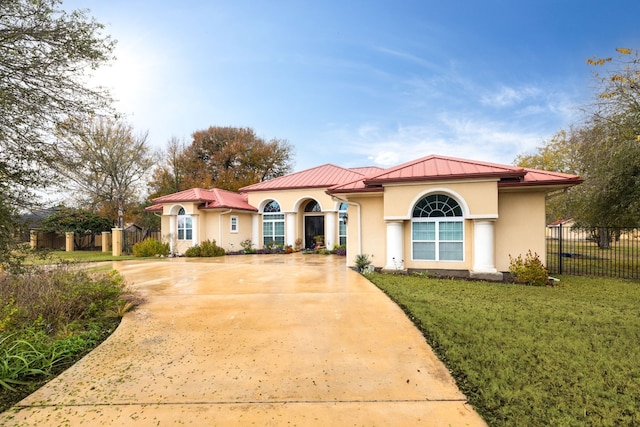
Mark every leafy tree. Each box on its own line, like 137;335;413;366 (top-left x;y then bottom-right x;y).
515;48;640;232
40;207;112;250
55;117;156;229
148;126;294;197
0;0;114;265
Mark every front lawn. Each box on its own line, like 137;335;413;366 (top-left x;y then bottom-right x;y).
367;273;640;426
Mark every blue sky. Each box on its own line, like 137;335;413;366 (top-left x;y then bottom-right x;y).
65;0;639;172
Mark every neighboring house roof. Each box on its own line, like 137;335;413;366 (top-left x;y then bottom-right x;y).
238;164;375;192
149;188;257;212
328;155;582;194
548;218;574;227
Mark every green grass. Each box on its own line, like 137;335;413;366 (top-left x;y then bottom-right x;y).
367;273;640;427
48;250;140;262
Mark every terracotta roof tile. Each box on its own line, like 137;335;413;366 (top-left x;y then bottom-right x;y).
151;188;257;211
328;155;581;194
365;155;526;183
239;164;370;192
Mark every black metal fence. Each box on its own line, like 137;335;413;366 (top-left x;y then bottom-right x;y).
546;224;640;279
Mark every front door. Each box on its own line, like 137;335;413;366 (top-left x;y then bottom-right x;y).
304;216;324;249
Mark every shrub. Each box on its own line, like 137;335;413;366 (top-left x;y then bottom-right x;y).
508;250;548;286
240;239;255;254
332;244;346;256
132;238;169;257
354;253;372;272
184;240;225;257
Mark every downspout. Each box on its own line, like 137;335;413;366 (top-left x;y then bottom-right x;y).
331;196;362;262
219;209;233;249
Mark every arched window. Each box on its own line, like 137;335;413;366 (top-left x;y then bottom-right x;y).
263;200;284;246
304;200;321;212
338;202;348;246
177;207;192;240
412;194;463;261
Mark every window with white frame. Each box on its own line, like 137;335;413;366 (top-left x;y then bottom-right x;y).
263;200;285;246
338;202;347;246
177;207;193;240
230;216;238;233
412;194;463;261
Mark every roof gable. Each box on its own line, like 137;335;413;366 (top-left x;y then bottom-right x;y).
328;155;582;194
365;155;526;184
239;164;371;192
150;188;257;211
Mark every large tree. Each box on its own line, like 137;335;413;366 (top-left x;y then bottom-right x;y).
0;0;114;264
515;48;640;229
148;126;294;197
56;118;156;229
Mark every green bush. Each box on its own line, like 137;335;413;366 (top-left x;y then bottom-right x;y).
132;238;169;257
184;239;226;257
509;250;548;286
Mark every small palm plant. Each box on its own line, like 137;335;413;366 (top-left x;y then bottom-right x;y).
354;253;372;273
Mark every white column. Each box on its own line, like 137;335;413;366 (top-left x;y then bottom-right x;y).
169;215;176;253
191;214;199;246
325;211;336;249
252;214;260;247
473;219;496;272
385;220;404;270
286;212;296;246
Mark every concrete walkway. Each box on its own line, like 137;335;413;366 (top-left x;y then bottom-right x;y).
1;254;486;426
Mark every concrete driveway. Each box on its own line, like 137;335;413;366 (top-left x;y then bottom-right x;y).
1;254;486;426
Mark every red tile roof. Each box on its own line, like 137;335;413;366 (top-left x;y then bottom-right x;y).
238;164;373;192
328;155;581;194
150;188;257;211
144;203;163;212
365;155;527;184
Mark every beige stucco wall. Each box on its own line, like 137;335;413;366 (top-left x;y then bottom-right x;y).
382;180;499;218
200;210;254;251
495;190;547;271
342;194;385;268
158;202;255;254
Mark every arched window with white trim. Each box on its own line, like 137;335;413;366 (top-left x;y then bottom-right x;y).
412;194;463;261
177;207;192;240
263;200;285;246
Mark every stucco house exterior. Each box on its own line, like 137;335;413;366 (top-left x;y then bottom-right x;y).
147;154;581;278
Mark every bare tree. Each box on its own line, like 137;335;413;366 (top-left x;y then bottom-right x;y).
57;118;157;229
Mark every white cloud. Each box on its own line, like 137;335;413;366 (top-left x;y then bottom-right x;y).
481;85;542;107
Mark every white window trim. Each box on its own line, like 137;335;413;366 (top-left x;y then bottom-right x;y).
177;208;193;241
230;216;238;233
411;217;464;262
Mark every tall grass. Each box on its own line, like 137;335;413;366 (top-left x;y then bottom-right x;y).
368;273;640;426
0;264;142;411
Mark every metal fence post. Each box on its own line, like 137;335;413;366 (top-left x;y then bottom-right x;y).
558;222;563;275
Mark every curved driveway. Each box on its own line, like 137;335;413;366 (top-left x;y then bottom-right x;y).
2;254;486;426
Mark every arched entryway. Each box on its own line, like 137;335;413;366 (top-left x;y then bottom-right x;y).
303;200;324;249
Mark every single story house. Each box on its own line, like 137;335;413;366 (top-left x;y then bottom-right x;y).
146;154;581;278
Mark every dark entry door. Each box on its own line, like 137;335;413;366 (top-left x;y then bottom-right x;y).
304;216;324;249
